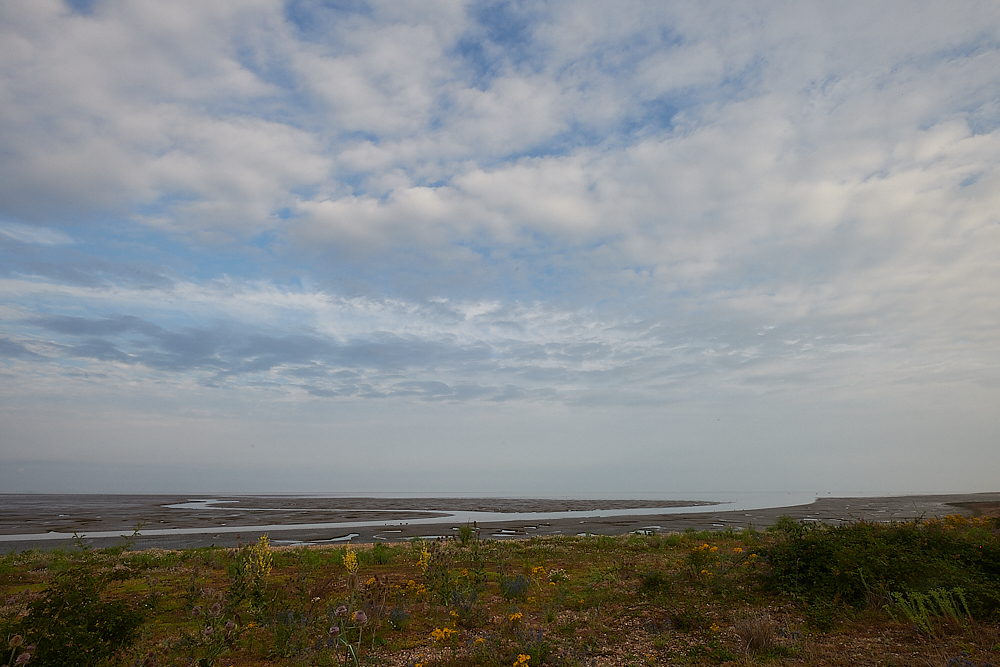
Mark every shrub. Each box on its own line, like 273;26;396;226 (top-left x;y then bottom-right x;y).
759;519;1000;617
1;559;145;667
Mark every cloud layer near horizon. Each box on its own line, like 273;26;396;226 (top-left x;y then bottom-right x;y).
1;1;999;494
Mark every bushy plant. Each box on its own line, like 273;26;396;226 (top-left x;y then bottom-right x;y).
1;558;145;667
760;518;1000;617
227;534;273;616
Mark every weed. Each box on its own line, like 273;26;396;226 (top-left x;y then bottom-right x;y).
500;574;531;601
732;611;777;656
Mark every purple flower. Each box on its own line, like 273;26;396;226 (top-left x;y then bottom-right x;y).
335;605;348;617
209;603;222;617
329;625;341;637
353;610;368;624
14;653;31;665
203;626;214;636
225;620;235;630
191;605;203;616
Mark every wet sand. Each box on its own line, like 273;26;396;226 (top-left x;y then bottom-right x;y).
1;492;997;552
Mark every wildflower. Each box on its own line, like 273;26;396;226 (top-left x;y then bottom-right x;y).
514;654;531;667
329;626;340;637
527;596;536;604
343;548;360;575
366;577;376;586
8;636;23;648
509;612;523;622
204;626;214;636
225;620;235;630
450;610;459;617
710;623;720;633
353;610;368;624
733;547;743;555
430;627;457;642
531;566;546;577
209;602;222;616
14;653;30;665
709;546;718;553
245;622;257;629
475;637;485;645
191;605;203;616
335;605;348;617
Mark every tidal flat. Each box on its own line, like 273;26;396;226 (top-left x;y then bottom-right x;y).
1;492;998;551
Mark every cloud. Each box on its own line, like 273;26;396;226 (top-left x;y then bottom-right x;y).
1;1;999;493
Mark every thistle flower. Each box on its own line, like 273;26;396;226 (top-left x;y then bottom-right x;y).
8;636;23;648
14;652;30;665
329;625;340;637
203;626;214;637
353;610;368;624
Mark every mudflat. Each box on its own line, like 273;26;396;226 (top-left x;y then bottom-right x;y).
1;492;997;552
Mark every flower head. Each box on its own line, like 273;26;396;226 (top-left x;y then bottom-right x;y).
335;605;348;617
329;625;340;637
353;610;368;624
14;653;30;665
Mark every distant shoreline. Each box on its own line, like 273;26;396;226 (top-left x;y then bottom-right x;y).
1;492;997;552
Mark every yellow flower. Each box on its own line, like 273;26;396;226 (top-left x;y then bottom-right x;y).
527;596;536;604
430;627;457;642
733;547;743;554
710;623;720;633
366;577;376;586
475;637;485;645
343;548;360;575
514;654;531;667
709;546;718;553
509;612;523;622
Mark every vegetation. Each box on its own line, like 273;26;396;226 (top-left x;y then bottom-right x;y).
1;515;999;666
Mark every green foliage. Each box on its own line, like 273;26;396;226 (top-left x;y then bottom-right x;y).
361;541;394;566
885;587;972;638
226;534;273;616
760;519;1000;618
1;558;144;667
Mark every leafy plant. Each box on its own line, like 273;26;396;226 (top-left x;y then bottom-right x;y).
2;558;145;667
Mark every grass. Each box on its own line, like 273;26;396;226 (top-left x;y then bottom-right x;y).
1;516;998;666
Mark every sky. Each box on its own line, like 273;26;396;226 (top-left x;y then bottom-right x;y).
1;1;999;497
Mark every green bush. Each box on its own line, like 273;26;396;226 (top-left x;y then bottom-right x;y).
1;559;145;667
760;519;1000;618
